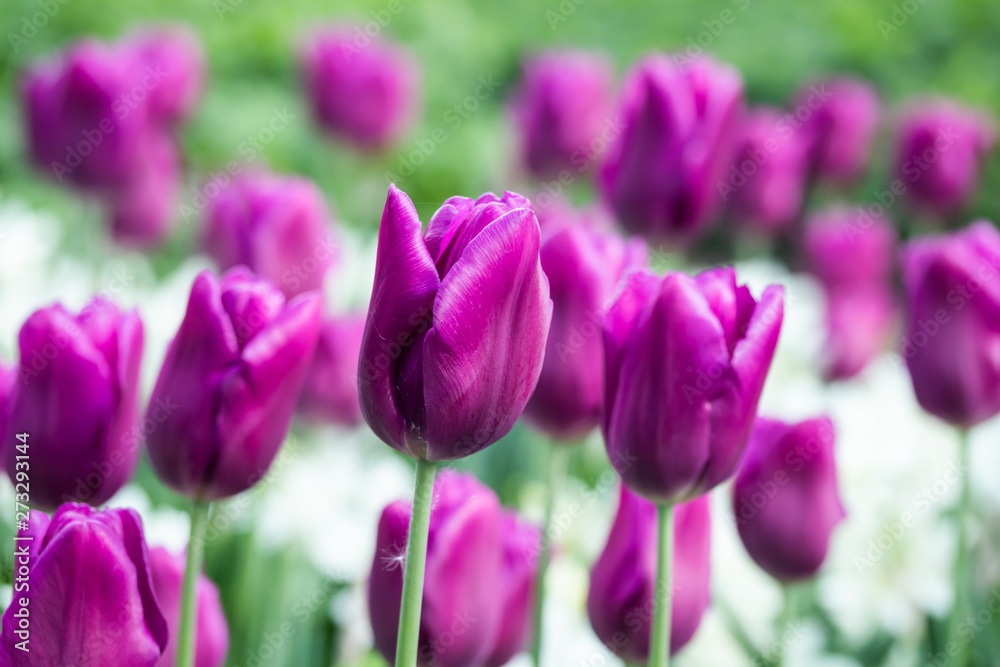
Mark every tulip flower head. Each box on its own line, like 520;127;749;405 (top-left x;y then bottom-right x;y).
796;77;880;184
297;313;366;426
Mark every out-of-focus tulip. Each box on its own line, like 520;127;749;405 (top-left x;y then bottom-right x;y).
822;286;894;381
894;101;994;217
510;50;614;178
588;487;711;662
359;186;552;461
148;547;229;667
600;54;743;243
733;417;844;581
201;172;338;298
125;26;205;124
0;362;13;461
108;130;181;248
301;27;420;149
369;470;508;667
146;267;322;500
524;217;647;440
796;78;879;184
901;221;1000;426
297;313;365;426
602;266;784;504
0;505;168;666
1;300;143;510
484;512;541;667
727;107;811;233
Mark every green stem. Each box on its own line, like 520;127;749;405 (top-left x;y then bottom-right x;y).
530;444;571;667
947;428;973;665
177;499;211;667
649;503;675;667
775;583;799;667
395;458;438;667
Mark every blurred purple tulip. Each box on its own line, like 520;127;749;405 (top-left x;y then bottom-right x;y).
901;221;1000;426
894;100;994;217
1;299;143;510
602;266;784;504
301;27;420;149
201;171;338;298
149;547;229;667
0;505;168;666
359;186;552;461
600;54;743;242
524;215;647;440
484;512;542;667
125;25;205;124
796;77;879;184
587;486;711;662
510;50;614;178
733;416;845;581
728;107;811;233
146;267;322;500
0;361;13;463
108;129;181;248
297;313;365;426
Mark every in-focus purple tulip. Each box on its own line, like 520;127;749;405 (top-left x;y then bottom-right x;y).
297;313;365;426
359;186;552;461
510;50;614;178
602;266;784;504
901;221;1000;426
369;470;514;667
796;78;879;184
727;107;811;234
125;26;205;124
301;27;420;150
201;171;338;297
0;504;168;666
588;486;711;662
733;416;845;581
149;547;229;667
600;54;744;242
524;215;647;440
485;511;542;667
1;299;143;510
146;267;322;500
108;129;181;248
894;101;994;217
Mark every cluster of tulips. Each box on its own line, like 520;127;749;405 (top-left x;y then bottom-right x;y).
2;18;999;667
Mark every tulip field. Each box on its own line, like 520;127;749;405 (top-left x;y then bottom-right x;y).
3;1;1000;666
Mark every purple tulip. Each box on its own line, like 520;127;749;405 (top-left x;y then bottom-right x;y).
0;361;14;461
145;267;322;500
201;171;338;297
602;266;784;504
107;129;181;248
0;504;168;666
733;417;845;581
510;50;614;178
359;186;552;461
727;107;811;233
301;27;420;150
523;216;647;440
297;313;365;426
484;512;541;667
894;100;994;216
588;486;711;662
148;547;229;667
368;470;506;667
1;299;143;510
796;78;879;184
901;221;1000;426
125;25;205;125
600;54;743;242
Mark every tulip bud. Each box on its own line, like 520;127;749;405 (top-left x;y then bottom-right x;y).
796;78;879;184
359;186;552;461
733;417;845;581
148;547;229;667
301;27;420;149
108;129;181;248
297;313;365;426
146;267;322;499
901;221;1000;426
125;25;205;125
588;486;711;662
600;54;743;242
510;50;614;178
524;215;647;440
201;172;338;298
0;505;168;666
602;266;784;504
893;100;994;217
728;107;810;233
2;299;143;510
368;471;507;667
484;512;542;667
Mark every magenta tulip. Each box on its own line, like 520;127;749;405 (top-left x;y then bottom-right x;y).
796;77;879;184
297;313;365;426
